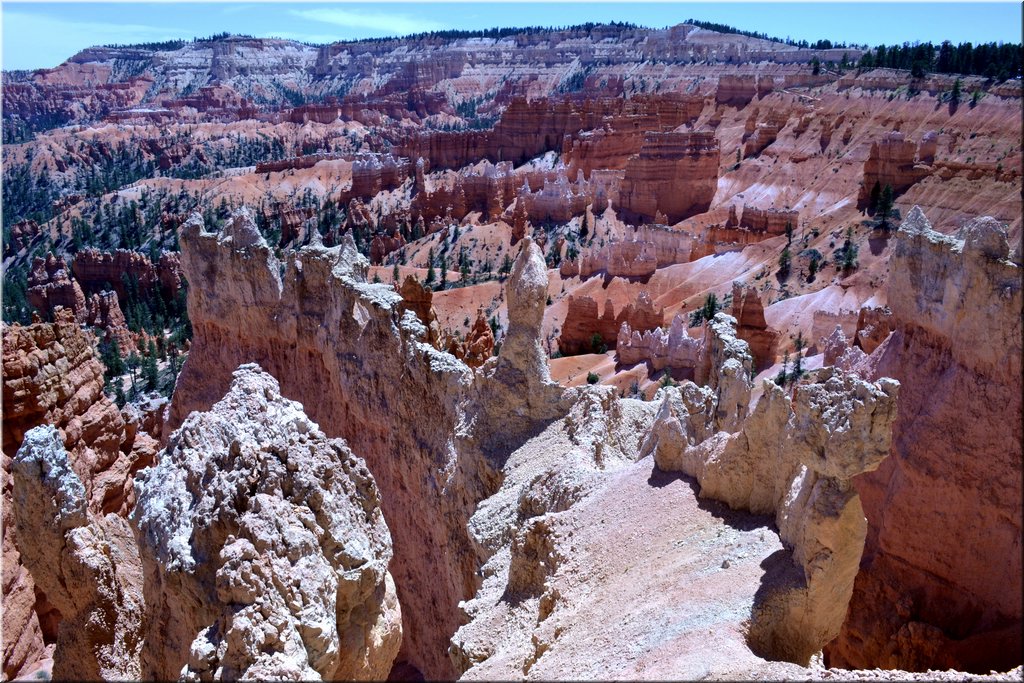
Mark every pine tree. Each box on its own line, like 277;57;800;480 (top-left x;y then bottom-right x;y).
869;181;882;213
425;247;436;284
877;185;895;230
143;340;159;392
775;352;790;386
791;332;806;383
100;339;126;379
778;246;792;278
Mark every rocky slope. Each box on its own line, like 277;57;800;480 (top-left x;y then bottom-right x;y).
158;207;923;679
3;18;1022;681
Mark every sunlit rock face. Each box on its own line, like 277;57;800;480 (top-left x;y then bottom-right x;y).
827;208;1023;673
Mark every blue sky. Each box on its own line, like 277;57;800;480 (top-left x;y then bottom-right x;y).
2;2;1021;71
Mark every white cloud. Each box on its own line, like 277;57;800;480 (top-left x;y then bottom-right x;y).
290;8;445;37
2;11;187;70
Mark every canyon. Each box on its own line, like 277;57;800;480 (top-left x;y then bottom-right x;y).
1;18;1021;683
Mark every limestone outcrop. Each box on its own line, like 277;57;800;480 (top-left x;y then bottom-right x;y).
739;206;799;236
854;305;895;354
828;208;1023;673
28;254;87;320
617;314;702;374
858;132;931;207
2;308;153;515
397;275;442;348
134;364;401;680
731;283;779;370
562;222;694;281
450;311;898;678
9;366;403;681
447;308;495;369
168;208;567;679
72;248;183;300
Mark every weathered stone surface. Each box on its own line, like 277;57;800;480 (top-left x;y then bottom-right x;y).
644;365;899;665
12;426;144;681
731;282;779;371
2;309;145;515
72;247;183;300
84;290;135;355
2;309;155;679
854;305;895;355
397;275;442;348
739;206;799;236
617;131;719;225
828;208;1023;673
447;308;495;369
558;292;664;356
168;207;533;679
858;132;931;207
134;364;401;680
617;313;703;373
28;254;86;321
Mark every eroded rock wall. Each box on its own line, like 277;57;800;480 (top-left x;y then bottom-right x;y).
10;365;402;681
617;131;720;224
168;209;567;679
2;310;156;680
135;364;401;680
645;314;899;665
828;208;1023;673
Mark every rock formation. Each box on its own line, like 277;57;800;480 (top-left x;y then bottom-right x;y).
450;312;898;678
617;313;703;375
827;208;1023;673
644;317;899;664
397;275;442;348
168;208;566;679
739;206;799;235
83;290;134;354
617;131;720;224
10;366;402;681
72;248;183;300
2;310;156;680
2;308;154;514
854;305;895;354
12;426;145;681
558;292;664;355
731;282;780;370
447;308;495;369
858;132;931;207
28;254;86;320
134;364;401;680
